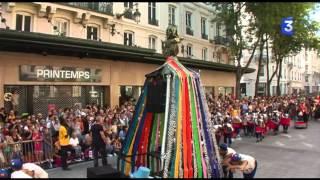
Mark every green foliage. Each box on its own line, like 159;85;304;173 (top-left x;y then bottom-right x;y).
249;3;319;59
211;2;320;60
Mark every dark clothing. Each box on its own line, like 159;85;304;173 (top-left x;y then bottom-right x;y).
90;123;107;167
223;133;232;146
146;79;166;113
222;165;234;178
82;120;89;135
60;145;73;169
93;146;107;167
0;113;6;123
90;124;105;148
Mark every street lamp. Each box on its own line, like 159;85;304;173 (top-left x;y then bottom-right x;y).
116;3;141;24
133;7;141;24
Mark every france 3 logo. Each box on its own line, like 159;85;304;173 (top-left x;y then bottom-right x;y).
281;17;294;36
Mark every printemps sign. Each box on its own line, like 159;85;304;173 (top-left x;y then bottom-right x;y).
19;65;102;82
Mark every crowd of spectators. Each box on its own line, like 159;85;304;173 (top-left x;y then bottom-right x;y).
0;100;135;169
1;93;320;170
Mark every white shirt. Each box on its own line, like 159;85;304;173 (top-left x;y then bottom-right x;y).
226;147;236;157
240;154;256;174
69;137;79;147
22;163;48;178
11;170;32;178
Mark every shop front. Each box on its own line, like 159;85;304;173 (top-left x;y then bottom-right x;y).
0;30;255;115
2;62;108;115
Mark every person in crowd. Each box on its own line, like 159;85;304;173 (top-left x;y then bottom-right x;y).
219;143;236;178
90;116;109;167
22;162;49;178
32;127;43;164
226;153;258;179
10;158;32;178
58;117;73;171
280;113;291;133
69;132;82;161
223;118;233;146
113;135;122;155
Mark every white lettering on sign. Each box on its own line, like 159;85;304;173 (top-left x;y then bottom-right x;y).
37;69;44;78
36;69;91;79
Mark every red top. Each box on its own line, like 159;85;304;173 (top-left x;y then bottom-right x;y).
280;117;291;126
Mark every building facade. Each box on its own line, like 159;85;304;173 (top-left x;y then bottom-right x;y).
241;46;319;97
0;2;253;114
303;48;320;94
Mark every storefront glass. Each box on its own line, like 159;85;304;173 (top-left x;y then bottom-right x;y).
218;86;234;98
119;86;142;105
4;85;106;115
204;86;215;99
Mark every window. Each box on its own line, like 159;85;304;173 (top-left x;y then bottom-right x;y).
88;2;99;10
124;31;134;46
72;86;82;97
216;23;221;37
305;75;309;82
202;48;208;61
259;65;264;76
186;12;192;28
87;26;98;40
185;11;193;36
148;36;157;50
201;17;208;39
186;44;192;57
124;2;133;9
53;19;68;36
283;68;286;79
257;83;266;96
16;13;32;32
148;2;158;26
305;65;308;72
168;5;176;25
120;85;142;105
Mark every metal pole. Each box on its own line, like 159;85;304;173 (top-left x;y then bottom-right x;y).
160;74;171;170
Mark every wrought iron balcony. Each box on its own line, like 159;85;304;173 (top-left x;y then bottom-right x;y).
123;8;134;20
186;26;193;36
148;18;159;26
63;2;113;16
214;35;231;46
201;33;208;40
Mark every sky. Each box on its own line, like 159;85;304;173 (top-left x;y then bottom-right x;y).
309;3;320;36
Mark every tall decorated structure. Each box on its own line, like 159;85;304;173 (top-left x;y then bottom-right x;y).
119;25;222;178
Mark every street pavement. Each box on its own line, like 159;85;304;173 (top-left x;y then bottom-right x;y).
47;119;320;178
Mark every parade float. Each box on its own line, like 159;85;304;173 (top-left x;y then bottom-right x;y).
118;25;222;178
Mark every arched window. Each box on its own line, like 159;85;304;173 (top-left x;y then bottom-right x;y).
15;11;33;32
53;17;69;36
86;24;100;41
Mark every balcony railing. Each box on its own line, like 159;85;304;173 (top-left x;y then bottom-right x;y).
148;18;159;26
201;33;208;40
63;2;113;16
214;36;231;46
123;9;134;20
186;26;194;36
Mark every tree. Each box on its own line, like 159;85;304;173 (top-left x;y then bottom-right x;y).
244;2;320;96
211;2;260;99
267;3;319;95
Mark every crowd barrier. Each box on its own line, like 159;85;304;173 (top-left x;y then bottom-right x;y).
0;139;53;169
